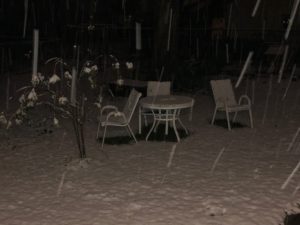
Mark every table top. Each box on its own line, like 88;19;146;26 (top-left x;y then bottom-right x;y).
140;95;194;110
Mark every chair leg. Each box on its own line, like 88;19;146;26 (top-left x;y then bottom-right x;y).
138;106;142;134
144;115;148;127
154;120;161;133
249;109;254;128
146;119;157;141
225;110;232;131
211;108;218;125
96;120;101;140
101;125;108;148
127;124;138;143
233;111;238;122
178;118;188;135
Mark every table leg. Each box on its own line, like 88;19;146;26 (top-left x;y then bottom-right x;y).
138;106;142;134
165;110;169;135
146;119;157;141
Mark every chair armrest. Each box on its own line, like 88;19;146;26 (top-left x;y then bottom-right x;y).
238;95;252;105
100;105;118;116
105;111;127;124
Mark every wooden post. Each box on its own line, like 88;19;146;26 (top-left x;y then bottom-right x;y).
23;0;29;38
135;22;142;80
32;29;39;79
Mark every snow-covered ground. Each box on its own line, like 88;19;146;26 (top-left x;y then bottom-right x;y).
0;78;300;225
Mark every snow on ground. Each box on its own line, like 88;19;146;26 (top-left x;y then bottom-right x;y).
0;78;300;225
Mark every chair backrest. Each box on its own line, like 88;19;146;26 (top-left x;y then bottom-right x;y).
210;79;237;108
122;88;142;122
147;81;171;96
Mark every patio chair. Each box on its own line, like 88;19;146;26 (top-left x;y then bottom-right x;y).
96;88;142;148
140;81;171;128
210;79;253;130
147;81;171;96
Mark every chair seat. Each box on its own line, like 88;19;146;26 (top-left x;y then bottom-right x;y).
217;104;250;112
99;114;127;126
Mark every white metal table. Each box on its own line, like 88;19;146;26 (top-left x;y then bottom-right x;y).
139;95;194;142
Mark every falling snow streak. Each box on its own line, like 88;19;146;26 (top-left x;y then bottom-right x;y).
210;147;226;174
281;160;300;189
285;0;300;40
277;45;289;83
286;127;300;152
292;184;300;196
235;51;253;88
251;0;261;17
57;171;67;197
167;144;177;168
282;64;297;100
275;138;284;159
262;74;273;125
167;8;173;52
227;3;233;37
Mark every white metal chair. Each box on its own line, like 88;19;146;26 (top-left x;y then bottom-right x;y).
210;79;253;130
139;81;171;133
96;88;142;148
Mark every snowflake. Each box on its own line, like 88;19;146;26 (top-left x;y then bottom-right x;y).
49;74;61;84
58;96;68;105
27;88;38;101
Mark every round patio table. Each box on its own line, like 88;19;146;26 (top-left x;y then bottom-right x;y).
139;95;194;142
